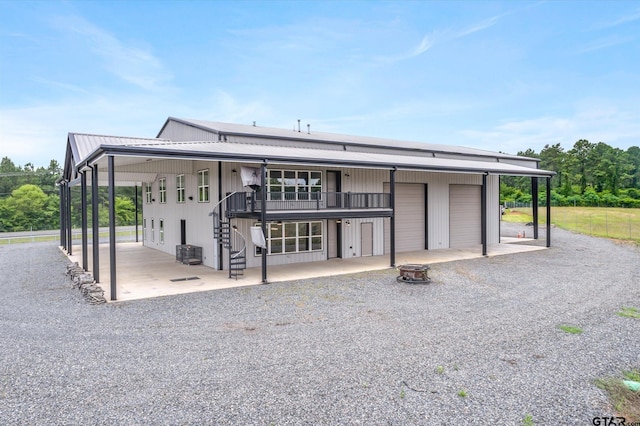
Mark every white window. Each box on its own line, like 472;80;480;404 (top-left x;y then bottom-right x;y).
159;178;166;203
145;183;152;204
255;221;323;255
198;169;209;202
268;170;322;200
151;219;155;242
176;174;185;203
159;219;164;244
143;218;146;240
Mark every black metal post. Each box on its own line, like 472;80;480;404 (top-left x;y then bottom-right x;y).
92;165;100;283
532;177;539;240
134;184;139;243
546;176;551;247
481;173;487;256
60;183;66;250
66;184;72;255
108;156;117;301
217;161;223;271
81;171;88;270
390;168;396;267
261;161;268;284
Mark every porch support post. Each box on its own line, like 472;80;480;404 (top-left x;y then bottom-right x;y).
81;170;88;270
546;176;551;247
60;182;66;250
92;165;100;283
108;155;117;300
134;184;139;243
217;161;223;271
261;161;268;284
532;176;539;240
481;173;487;256
66;183;72;255
389;168;396;267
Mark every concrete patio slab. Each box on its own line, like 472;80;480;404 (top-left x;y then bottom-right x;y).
65;239;547;302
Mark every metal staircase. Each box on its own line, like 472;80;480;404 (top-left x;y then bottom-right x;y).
211;192;247;279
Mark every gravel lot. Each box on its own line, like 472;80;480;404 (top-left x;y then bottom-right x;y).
1;225;639;425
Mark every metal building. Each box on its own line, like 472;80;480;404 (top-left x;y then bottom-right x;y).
60;117;554;300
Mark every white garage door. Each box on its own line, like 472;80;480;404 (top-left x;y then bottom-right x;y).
384;183;425;253
449;184;481;248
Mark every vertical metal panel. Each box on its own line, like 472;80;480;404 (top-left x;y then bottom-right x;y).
486;175;500;245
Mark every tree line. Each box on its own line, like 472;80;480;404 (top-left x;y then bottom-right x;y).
501;140;640;208
0;157;137;232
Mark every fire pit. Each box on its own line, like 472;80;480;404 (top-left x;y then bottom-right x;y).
396;264;431;284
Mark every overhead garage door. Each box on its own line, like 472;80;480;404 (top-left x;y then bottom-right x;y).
449;184;481;248
384;183;425;253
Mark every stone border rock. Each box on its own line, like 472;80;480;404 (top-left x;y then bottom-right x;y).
65;262;106;305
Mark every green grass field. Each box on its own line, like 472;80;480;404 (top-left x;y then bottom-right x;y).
503;206;640;243
0;229;137;245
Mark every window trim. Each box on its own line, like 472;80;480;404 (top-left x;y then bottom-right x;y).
159;177;166;204
197;169;209;203
176;174;185;203
267;169;322;201
254;220;323;256
145;182;152;204
159;218;164;244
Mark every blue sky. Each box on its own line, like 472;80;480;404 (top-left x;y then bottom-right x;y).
1;0;639;167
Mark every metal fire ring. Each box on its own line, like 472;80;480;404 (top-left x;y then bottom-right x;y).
396;264;431;284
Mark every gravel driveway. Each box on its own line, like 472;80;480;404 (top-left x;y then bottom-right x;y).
1;226;638;425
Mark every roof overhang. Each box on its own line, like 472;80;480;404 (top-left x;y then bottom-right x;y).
86;143;554;178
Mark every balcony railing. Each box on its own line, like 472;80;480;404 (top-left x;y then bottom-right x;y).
225;192;391;215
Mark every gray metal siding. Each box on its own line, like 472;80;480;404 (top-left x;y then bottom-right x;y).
157;120;218;141
141;161;219;268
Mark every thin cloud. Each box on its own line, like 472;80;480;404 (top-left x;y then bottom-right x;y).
375;13;501;64
594;8;640;29
50;14;172;92
454;15;500;39
579;34;636;53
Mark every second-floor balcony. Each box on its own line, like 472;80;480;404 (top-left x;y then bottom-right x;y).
225;191;392;219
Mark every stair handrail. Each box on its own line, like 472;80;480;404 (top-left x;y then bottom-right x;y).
208;191;239;219
230;225;247;259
